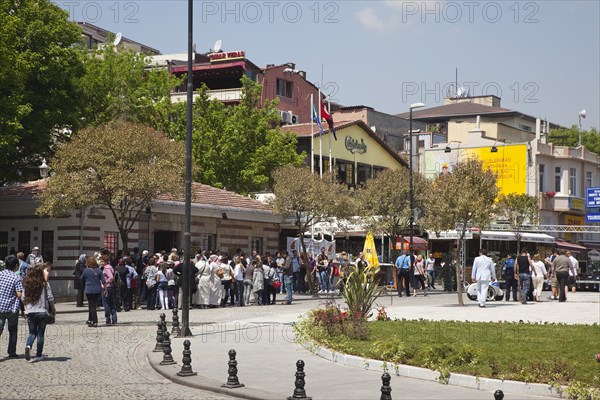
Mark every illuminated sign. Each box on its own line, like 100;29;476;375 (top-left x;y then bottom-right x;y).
345;137;367;154
209;51;245;63
423;144;528;196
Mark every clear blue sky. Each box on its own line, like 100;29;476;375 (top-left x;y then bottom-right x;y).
54;1;599;129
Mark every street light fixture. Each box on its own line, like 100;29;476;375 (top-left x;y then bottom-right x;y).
578;109;586;147
39;159;49;179
409;102;425;261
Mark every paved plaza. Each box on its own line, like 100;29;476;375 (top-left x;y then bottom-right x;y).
1;290;598;400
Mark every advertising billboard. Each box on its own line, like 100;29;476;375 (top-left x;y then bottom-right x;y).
424;144;528;196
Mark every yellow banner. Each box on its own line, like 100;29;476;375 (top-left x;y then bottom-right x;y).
363;231;380;268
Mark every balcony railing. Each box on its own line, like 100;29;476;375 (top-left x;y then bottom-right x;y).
171;88;243;103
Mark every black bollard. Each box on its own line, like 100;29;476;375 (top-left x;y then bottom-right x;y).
153;318;164;352
380;372;392;400
177;339;198;377
221;349;245;388
160;330;177;365
172;307;181;337
494;390;504;400
287;360;312;400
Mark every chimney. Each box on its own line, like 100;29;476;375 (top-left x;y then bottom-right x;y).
535;117;541;141
468;115;485;138
298;71;306;79
286;63;295;69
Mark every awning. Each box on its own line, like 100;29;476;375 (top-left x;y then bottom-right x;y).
555;239;587;251
170;61;246;73
480;231;555;244
394;236;428;251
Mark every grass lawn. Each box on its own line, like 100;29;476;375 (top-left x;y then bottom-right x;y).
308;319;600;387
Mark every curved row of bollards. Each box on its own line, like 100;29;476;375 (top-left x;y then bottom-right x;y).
154;311;505;400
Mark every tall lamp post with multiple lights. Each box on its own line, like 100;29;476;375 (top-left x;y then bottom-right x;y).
408;102;426;261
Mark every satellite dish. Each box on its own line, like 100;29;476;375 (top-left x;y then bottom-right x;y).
456;86;463;97
113;32;122;46
213;39;222;53
579;109;586;118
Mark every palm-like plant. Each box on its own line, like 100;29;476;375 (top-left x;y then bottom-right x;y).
341;265;384;318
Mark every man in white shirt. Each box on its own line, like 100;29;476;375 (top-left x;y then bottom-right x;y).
566;251;579;294
471;249;496;308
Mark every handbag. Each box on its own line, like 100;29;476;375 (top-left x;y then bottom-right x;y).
44;284;55;324
273;281;281;289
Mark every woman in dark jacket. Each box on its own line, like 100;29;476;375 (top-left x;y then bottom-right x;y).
80;256;104;327
73;254;86;307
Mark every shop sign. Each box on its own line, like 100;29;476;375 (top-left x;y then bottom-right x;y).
209;51;245;63
428;230;473;240
345;136;367;154
569;197;584;211
564;214;584;225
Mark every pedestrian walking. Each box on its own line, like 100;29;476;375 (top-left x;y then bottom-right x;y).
0;256;23;358
23;267;55;362
80;256;104;327
471;249;496;308
73;254;86;307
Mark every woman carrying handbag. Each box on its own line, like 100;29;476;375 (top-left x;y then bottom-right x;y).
22;267;56;362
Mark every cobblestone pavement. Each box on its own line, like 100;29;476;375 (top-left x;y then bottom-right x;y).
0;308;240;400
1;291;597;400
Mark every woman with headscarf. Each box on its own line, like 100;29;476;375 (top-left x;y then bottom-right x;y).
195;255;211;309
208;255;223;308
252;259;265;305
23;266;55;362
73;254;86;307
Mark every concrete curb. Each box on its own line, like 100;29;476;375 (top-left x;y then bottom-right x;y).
300;339;565;399
146;344;281;400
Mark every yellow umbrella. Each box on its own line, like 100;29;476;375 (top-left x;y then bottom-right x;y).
363;231;380;268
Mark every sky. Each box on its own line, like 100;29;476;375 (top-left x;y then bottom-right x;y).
53;0;600;129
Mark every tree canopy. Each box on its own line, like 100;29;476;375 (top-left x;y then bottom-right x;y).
549;125;600;154
0;0;84;183
36;121;184;252
271;165;355;294
423;157;498;305
494;193;539;252
355;168;430;258
158;77;305;194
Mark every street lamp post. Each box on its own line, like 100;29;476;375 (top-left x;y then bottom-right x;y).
408;102;425;262
578;109;586;147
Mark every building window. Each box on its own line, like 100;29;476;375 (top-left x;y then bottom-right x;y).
518;124;532;132
538;164;545;193
569;167;577;196
357;164;371;187
251;237;263;256
0;232;7;260
41;231;54;264
103;231;119;257
18;231;31;255
587;171;593;189
204;234;216;252
276;78;293;98
554;166;561;193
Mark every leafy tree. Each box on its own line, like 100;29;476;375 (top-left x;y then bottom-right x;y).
77;43;181;128
0;0;84;183
270;165;355;295
36;121;184;253
355;168;430;260
549;125;600;154
422;157;498;306
159;77;305;194
494;193;539;253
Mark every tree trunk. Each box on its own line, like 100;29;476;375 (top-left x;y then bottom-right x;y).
120;228;129;258
456;234;465;306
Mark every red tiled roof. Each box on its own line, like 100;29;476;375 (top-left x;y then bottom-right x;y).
157;183;271;211
281;120;408;168
0;180;270;212
0;180;47;197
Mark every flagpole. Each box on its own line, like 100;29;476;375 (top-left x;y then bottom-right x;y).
318;89;323;178
328;98;332;179
310;93;314;174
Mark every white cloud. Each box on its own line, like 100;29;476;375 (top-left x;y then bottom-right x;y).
356;6;399;32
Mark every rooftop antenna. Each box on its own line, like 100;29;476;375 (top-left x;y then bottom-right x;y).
455;67;458;98
213;39;222;53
